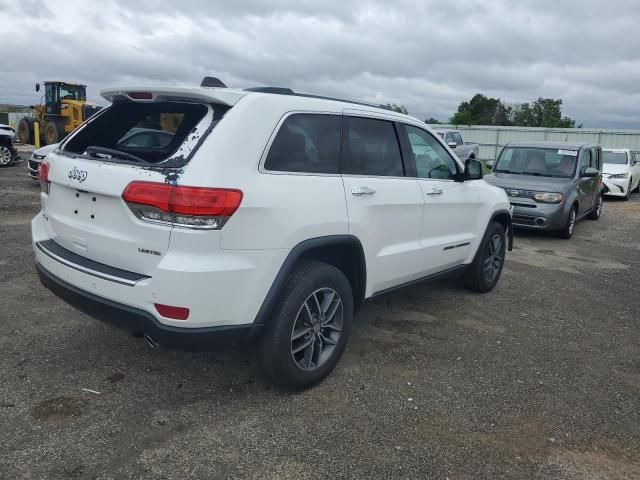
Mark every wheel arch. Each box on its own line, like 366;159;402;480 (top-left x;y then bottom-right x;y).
253;235;367;327
489;209;513;252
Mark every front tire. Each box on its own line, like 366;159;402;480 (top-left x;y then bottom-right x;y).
465;222;506;293
258;260;353;389
44;121;64;145
587;195;603;220
557;206;577;239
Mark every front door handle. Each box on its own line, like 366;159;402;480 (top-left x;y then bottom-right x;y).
425;188;443;196
351;186;376;196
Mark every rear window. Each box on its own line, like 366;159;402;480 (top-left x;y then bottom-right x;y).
62;101;226;167
264;114;341;174
343;117;404;177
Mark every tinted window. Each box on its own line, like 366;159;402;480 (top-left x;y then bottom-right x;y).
453;132;463;145
344;117;403;176
265;114;341;174
445;133;454;143
405;125;458;180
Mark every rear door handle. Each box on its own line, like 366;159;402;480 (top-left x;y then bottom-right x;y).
351;186;376;196
425;188;443;196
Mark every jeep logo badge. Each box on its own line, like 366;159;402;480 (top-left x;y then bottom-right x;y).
69;167;88;183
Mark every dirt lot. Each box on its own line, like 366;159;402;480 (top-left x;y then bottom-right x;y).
1;163;639;479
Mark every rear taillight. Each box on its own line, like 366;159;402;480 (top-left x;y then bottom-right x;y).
122;181;242;230
38;161;50;194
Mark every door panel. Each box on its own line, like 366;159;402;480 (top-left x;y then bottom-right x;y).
400;124;481;273
578;149;595;214
341;115;424;295
343;176;425;294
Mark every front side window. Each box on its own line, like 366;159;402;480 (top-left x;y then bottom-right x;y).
343;117;404;177
579;150;592;174
404;125;458;180
264;114;341;174
453;132;464;145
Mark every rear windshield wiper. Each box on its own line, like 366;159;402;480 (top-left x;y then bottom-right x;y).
85;146;147;164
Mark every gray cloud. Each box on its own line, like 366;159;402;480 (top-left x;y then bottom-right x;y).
1;0;639;128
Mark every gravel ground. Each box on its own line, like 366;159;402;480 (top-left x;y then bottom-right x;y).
1;163;639;479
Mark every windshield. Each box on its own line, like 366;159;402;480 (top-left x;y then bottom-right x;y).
59;84;86;101
494;147;578;178
603;151;628;165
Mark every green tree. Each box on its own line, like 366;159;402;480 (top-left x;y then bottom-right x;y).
424;117;441;124
512;98;576;128
449;93;513;126
386;103;408;114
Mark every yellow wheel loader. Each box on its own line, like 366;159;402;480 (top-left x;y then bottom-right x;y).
17;81;102;146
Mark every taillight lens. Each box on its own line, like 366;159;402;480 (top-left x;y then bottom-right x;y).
122;181;242;230
38;161;50;194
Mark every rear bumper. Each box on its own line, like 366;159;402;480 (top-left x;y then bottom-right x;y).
37;262;262;351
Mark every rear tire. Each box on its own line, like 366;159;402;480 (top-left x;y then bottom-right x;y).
258;260;353;389
464;222;506;293
557;206;577;239
587;195;603;220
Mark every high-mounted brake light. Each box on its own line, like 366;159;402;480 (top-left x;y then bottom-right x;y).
127;92;153;100
122;181;242;230
38;161;50;194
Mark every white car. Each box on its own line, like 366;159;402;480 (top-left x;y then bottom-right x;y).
32;79;512;388
602;149;640;200
28;143;59;180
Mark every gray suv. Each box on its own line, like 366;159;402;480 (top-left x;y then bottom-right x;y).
484;141;604;239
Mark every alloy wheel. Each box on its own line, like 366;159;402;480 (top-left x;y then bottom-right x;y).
483;234;503;282
568;209;576;235
0;146;12;166
290;288;343;371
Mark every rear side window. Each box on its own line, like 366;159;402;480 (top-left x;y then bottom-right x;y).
63;101;224;167
264;114;341;174
344;117;404;177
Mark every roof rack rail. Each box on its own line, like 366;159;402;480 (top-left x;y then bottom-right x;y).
244;86;391;111
244;87;294;95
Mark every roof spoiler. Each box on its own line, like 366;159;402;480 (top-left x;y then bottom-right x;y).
200;77;227;88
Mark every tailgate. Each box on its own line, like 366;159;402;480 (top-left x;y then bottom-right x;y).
41;151;172;276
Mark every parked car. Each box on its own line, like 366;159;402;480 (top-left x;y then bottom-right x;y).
601;148;640;200
484;141;604;239
0;123;18;167
433;129;480;160
28;143;59;180
33;80;513;388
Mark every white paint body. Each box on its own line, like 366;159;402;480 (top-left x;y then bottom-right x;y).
602;149;640;197
32;86;510;329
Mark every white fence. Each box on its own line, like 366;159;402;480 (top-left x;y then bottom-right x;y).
430;125;640;161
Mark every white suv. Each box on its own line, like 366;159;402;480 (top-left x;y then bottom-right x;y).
32;79;512;388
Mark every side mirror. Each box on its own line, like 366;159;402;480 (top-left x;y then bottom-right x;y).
447;141;457;149
35;83;40;92
582;167;599;178
465;158;483;180
485;160;495;170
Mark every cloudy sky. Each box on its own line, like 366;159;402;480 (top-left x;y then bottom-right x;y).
1;0;639;128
